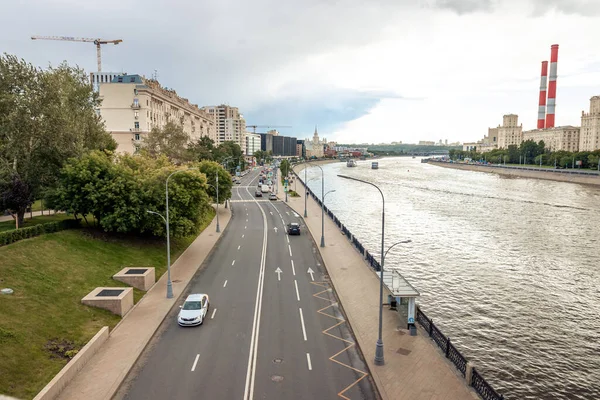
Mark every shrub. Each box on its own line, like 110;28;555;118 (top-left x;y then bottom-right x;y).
0;219;80;247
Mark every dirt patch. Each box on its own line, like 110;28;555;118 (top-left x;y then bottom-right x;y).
44;339;80;360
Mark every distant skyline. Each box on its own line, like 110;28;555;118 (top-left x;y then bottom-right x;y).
3;0;600;144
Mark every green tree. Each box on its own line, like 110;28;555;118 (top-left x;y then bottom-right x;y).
188;136;216;161
138;120;190;164
279;159;291;178
0;54;116;225
195;160;232;204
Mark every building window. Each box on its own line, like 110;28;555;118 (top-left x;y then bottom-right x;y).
133;98;139;107
118;77;123;82
134;133;140;141
134;121;140;129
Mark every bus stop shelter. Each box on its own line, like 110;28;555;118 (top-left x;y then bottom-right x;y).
383;268;420;334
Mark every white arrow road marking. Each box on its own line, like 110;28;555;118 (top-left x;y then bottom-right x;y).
307;268;315;281
286;211;290;215
294;280;300;301
274;227;278;233
275;267;282;281
306;353;312;371
299;308;307;341
232;260;236;266
291;260;296;275
191;354;200;372
293;212;300;218
211;308;217;319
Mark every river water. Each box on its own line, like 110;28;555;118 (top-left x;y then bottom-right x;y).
302;157;600;400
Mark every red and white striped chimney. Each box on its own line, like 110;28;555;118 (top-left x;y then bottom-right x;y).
537;61;548;129
545;44;559;128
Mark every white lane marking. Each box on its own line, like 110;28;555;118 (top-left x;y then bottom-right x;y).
306;353;312;371
211;308;217;319
191;354;200;372
246;219;248;222
246;213;248;216
299;308;307;341
286;236;289;243
223;280;228;287
275;267;282;281
245;226;247;229
294;280;300;301
238;245;241;250
289;245;292;257
242;234;245;238
243;183;269;400
291;260;296;276
232;260;236;266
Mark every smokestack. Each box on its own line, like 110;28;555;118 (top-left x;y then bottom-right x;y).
537;61;548;129
545;44;559;128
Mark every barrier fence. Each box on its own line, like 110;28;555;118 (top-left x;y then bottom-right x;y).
291;164;504;400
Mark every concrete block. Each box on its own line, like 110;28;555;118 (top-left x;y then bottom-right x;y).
113;267;155;291
81;287;133;317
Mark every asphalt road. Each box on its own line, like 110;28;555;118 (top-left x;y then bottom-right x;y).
117;167;377;400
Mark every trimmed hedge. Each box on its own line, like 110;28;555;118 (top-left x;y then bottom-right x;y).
0;219;80;247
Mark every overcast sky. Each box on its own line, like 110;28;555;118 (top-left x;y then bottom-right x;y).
3;0;600;144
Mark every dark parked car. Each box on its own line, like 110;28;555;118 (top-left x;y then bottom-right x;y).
255;190;263;197
287;222;300;235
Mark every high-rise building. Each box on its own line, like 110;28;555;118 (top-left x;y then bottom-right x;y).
246;132;261;156
202;105;246;149
98;74;216;154
580;96;600;152
496;114;523;149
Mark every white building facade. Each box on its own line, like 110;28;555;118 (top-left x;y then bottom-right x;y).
202;105;246;149
245;133;261;156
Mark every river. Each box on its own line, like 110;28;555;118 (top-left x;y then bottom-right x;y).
302;157;600;400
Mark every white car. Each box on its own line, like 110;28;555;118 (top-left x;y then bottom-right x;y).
177;294;210;326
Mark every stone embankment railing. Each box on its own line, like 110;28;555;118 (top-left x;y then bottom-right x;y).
291;162;504;400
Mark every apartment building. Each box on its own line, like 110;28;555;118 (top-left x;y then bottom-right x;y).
202;105;246;149
580;96;600;152
246;132;261;156
522;126;580;152
98;75;216;154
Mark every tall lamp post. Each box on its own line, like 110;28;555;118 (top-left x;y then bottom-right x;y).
338;174;386;365
206;172;220;233
309;163;327;247
146;167;197;299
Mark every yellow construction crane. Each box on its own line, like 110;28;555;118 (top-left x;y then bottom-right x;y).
31;35;123;72
246;125;292;134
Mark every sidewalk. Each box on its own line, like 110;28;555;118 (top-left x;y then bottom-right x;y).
280;169;478;400
0;210;57;223
54;205;231;400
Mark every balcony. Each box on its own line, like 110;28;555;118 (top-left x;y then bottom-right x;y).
130;128;141;132
131;103;141;109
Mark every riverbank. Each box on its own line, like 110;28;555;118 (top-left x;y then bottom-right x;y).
428;160;600;186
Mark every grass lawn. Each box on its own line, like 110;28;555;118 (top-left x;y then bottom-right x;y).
0;207;215;399
0;213;72;233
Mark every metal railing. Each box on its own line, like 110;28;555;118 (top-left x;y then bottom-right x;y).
291;162;505;400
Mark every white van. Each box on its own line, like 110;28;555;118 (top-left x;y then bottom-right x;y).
261;184;270;193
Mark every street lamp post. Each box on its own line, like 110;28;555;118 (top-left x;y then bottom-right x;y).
206;173;220;233
145;168;196;299
308;163;328;247
304;164;308;217
338;174;387;365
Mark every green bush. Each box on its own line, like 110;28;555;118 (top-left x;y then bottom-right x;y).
0;219;80;247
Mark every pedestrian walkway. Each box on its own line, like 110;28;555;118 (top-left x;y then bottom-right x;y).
54;205;231;400
0;210;57;223
279;170;479;400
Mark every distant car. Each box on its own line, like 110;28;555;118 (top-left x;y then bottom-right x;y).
177;294;210;326
287;222;300;235
269;193;277;201
235;180;241;184
255;190;263;197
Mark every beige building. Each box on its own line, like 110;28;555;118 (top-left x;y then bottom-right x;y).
202;105;246;149
496;114;523;149
463;128;498;152
522;126;580;152
98;75;216;154
580;95;600;152
304;127;325;158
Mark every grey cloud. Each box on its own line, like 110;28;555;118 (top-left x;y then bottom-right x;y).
432;0;495;14
529;0;600;16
